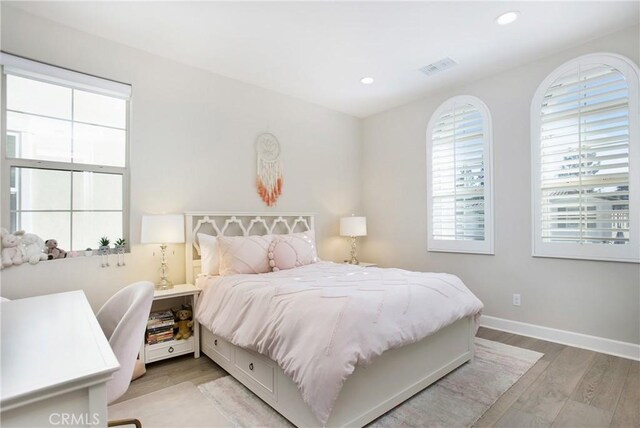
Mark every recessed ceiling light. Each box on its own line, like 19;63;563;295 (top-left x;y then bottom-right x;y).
360;77;374;85
496;11;519;26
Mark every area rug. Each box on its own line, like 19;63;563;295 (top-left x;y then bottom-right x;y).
198;338;543;427
108;382;233;427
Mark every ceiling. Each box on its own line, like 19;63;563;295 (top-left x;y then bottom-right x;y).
5;1;639;118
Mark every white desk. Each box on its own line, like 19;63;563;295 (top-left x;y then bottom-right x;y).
1;291;119;427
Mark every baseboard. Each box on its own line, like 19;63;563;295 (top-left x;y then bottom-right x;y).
480;315;640;361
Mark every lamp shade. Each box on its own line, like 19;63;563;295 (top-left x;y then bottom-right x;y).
141;215;185;244
340;216;367;237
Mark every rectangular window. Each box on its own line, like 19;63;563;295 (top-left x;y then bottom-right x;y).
1;53;131;252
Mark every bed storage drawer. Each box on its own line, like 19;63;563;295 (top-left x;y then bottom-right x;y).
235;348;275;393
210;335;233;362
202;328;233;362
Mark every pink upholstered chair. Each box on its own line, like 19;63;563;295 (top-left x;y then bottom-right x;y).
96;281;154;427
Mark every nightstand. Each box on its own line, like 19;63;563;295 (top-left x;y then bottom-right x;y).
139;284;201;364
343;261;378;267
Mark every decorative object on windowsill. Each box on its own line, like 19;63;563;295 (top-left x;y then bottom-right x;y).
1;229;49;268
85;248;93;257
99;237;111;267
114;238;127;267
256;133;283;207
45;239;67;260
1;228;24;268
20;232;48;264
141;214;185;290
340;215;367;265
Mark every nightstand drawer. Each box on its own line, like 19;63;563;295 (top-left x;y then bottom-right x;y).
235;348;275;393
146;337;194;363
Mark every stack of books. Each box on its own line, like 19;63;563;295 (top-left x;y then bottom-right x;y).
146;310;175;345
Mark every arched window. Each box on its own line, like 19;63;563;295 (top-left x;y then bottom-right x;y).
531;53;639;262
426;95;494;254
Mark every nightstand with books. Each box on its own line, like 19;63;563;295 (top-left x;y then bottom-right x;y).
139;284;200;364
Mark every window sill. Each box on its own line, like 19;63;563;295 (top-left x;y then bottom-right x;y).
532;252;639;264
427;248;495;256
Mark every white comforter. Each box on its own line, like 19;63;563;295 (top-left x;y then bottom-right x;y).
195;262;483;425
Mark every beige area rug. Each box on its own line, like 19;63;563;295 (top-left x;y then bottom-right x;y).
110;338;542;428
197;338;543;428
108;382;233;427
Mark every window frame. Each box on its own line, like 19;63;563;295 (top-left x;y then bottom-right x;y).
426;95;495;255
531;53;640;263
0;56;131;253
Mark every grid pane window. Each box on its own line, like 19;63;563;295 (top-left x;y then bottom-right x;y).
7;74;71;119
73;90;126;129
3;59;129;252
6;111;72;162
73;123;126;167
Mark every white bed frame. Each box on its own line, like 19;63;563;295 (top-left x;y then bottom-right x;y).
186;212;475;428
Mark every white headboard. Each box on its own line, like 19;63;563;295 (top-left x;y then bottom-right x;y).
185;212;315;284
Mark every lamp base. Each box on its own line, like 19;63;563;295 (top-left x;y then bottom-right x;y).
156;243;173;290
349;236;359;265
155;278;173;290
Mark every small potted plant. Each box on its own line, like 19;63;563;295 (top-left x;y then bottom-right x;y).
114;238;126;267
84;248;93;257
98;237;110;254
114;238;126;251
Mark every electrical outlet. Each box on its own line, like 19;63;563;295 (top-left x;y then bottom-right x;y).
512;294;521;306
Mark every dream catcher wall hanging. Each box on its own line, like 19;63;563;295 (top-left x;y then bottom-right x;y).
256;133;283;206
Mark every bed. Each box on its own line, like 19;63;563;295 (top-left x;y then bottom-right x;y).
186;212;482;427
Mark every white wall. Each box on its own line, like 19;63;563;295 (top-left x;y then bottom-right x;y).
2;6;638;348
361;25;640;345
0;6;362;310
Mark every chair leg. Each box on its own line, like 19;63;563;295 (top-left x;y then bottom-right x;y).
108;418;141;428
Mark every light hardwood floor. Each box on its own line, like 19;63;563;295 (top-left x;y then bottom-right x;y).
119;328;639;427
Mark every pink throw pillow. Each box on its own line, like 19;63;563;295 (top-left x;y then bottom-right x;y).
268;230;319;272
268;240;298;272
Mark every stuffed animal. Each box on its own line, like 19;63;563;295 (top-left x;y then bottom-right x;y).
174;307;194;340
19;233;48;265
1;228;25;268
45;239;67;260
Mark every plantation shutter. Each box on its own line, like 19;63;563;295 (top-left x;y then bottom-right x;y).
431;102;486;241
539;64;630;245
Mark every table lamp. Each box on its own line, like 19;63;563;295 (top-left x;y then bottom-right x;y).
340;216;367;265
141;214;185;289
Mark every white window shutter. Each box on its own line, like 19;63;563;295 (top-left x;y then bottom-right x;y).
532;53;640;263
427;95;494;254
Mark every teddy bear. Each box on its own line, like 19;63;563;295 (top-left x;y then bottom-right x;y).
174;306;194;340
1;228;25;268
19;233;48;265
45;239;67;260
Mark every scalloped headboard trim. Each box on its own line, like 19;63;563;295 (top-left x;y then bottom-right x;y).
185;212;314;283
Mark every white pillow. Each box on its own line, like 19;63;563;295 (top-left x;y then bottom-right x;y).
197;233;219;275
217;234;273;276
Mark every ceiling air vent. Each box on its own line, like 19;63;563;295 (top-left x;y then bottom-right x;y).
419;57;457;76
